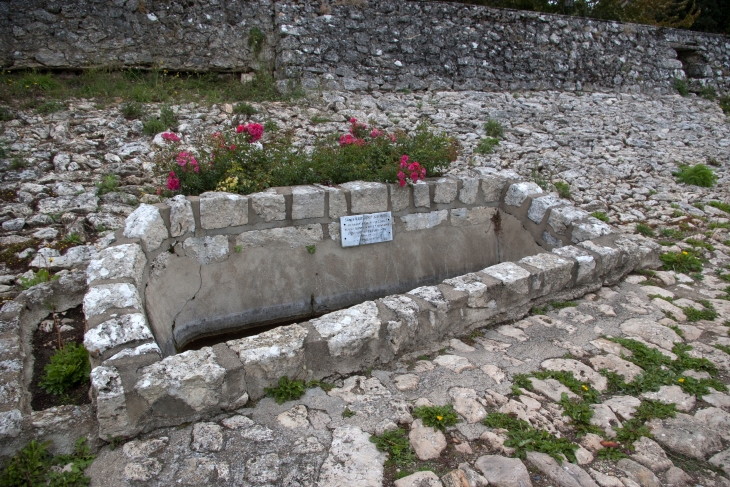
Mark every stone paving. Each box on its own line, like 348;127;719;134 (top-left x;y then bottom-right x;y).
1;88;729;486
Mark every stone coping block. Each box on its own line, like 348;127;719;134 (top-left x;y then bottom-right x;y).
85;177;663;439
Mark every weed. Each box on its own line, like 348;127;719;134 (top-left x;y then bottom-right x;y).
0;437;95;487
62;233;83;245
412;404;459;432
475;137;499;154
635;223;655;237
709;201;730;214
668;324;684;337
553;181;571;200
36;101;66;114
106;435;127;451
549;301;578;310
591;211;609;223
685;238;714;252
659;227;684;240
0;106;13;121
142;105;178;135
709;222;730;230
596;447;629;461
532;370;599;403
248;27;266;58
673;78;689;96
120;101;145;120
310;114;332;124
483;413;578;464
531;306;548;315
342;407;355;418
18;268;59;290
142;118;166;136
235;245;243;253
9;157;26;170
263;120;278;132
305;244;316;254
264;376;305;404
682;303;718;322
660;250;703;274
484;119;504;138
674;164;717;188
613;419;652;448
720;96;730;115
707;157;721;167
40;343;90;395
369;428;415;466
234;102;258;116
698;85;716;101
96;173;120;196
306;379;334;392
512;373;533;391
559;394;602;437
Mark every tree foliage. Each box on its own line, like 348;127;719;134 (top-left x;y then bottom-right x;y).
443;0;715;31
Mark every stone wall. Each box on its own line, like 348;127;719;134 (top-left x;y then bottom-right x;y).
1;0;275;71
2;0;729;94
82;174;661;438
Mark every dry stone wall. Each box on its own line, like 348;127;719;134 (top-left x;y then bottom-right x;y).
2;0;729;94
82;173;661;438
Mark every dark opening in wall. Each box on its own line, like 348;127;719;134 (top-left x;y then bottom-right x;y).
674;47;710;79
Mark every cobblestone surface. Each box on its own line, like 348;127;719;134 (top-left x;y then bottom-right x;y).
1;88;729;486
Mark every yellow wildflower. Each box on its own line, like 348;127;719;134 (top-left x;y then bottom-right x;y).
678;378;685;383
436;415;443;421
682;251;688;255
582;385;589;391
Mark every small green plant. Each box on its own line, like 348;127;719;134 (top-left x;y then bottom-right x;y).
120;101;145;120
235;245;243;253
559;394;602;437
9;157;26;171
142;118;166;136
674;164;717;188
143;105;178;135
682;302;718;322
549;301;577;310
369;428;415;466
532;370;599;403
342;407;355;418
635;223;655;237
263;120;278;132
36;101;66;114
685;238;714;252
596;447;629;461
264;376;306;404
412;404;459;432
62;233;83;245
310;115;332;124
305;244;316;254
707;157;721;167
306;379;334;392
483;413;578;464
234;102;258;116
95;173;120;196
715;344;730;355
591;211;609;223
553;181;571;200
18;268;59;290
673;77;689;96
248;27;266;58
0;437;95;487
39;343;90;395
659;227;684;240
720;96;730;115
698;85;716;101
484;119;504;138
709;201;730;214
660;250;703;274
0;106;13;121
531;305;548;316
475;137;499;154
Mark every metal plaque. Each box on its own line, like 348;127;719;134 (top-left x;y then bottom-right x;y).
340;212;393;247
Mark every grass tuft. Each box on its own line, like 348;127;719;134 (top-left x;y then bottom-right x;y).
674;164;717;188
